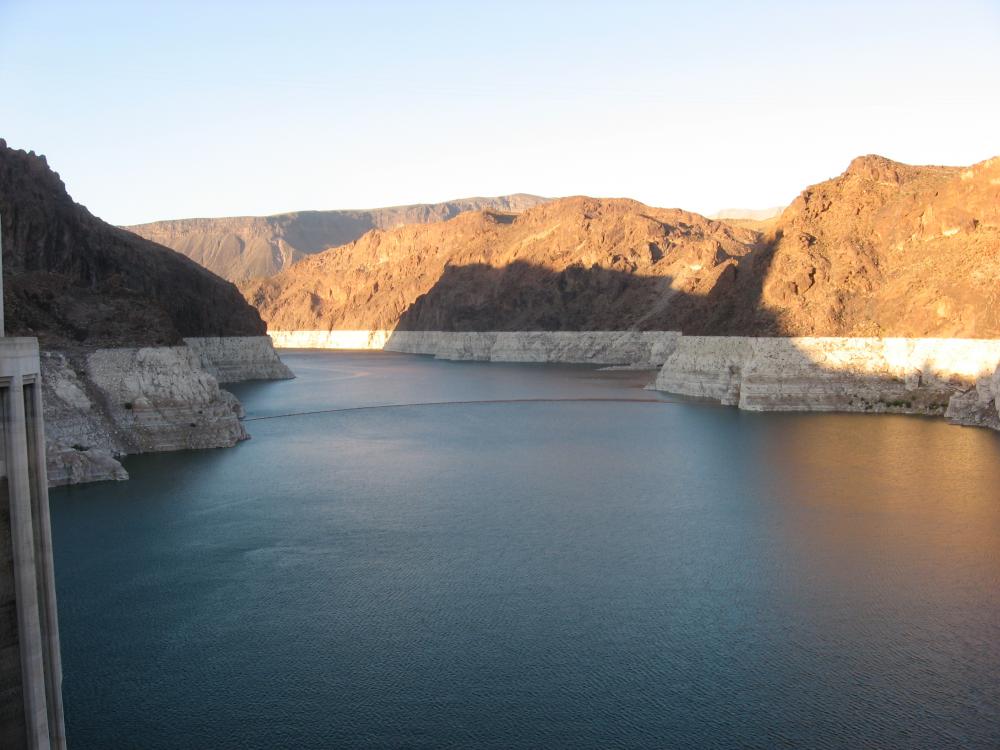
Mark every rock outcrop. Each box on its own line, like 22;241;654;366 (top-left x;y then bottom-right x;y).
652;337;1000;428
945;364;1000;430
126;194;549;282
85;347;247;452
41;352;131;486
42;347;250;486
756;155;1000;337
183;336;294;383
390;331;680;365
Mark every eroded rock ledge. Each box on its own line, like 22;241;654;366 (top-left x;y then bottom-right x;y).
269;330;681;366
184;336;294;383
43;336;293;487
652;336;1000;431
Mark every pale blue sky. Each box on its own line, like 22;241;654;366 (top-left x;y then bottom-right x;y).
1;0;998;225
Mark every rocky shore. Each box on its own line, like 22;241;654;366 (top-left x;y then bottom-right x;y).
41;327;999;487
183;336;294;383
270;330;681;366
653;336;1000;431
43;336;293;487
270;330;1000;432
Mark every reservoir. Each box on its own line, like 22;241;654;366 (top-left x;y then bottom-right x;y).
50;351;1000;749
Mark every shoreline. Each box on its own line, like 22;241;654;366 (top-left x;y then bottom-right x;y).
43;336;293;487
269;330;1000;432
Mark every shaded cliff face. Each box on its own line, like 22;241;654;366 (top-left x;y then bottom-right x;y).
243;197;770;333
245;154;1000;338
0;140;266;347
126;194;549;282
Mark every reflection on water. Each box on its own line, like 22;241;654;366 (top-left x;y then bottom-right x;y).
51;351;1000;749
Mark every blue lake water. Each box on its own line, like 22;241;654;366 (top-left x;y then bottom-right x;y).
50;351;1000;748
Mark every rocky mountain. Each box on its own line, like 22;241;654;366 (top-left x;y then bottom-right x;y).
243;154;1000;338
126;194;549;283
759;154;1000;337
243;198;769;333
0;139;266;347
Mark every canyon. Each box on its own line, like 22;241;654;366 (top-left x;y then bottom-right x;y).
248;153;1000;433
244;154;1000;338
0;140;293;486
4;138;999;490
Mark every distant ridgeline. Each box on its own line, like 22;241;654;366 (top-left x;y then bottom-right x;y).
126;194;550;283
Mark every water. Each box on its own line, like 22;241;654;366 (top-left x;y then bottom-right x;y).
50;351;1000;749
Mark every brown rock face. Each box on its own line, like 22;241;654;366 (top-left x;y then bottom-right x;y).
126;194;549;283
0;140;266;347
760;154;1000;336
245;154;1000;338
243;198;772;333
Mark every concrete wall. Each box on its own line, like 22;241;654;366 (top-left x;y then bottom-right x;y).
0;338;66;749
0;472;26;749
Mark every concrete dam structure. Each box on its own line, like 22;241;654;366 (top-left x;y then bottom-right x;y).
0;220;66;748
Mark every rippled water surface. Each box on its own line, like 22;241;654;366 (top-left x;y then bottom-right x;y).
51;351;1000;749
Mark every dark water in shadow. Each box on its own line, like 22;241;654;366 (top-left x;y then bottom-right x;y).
50;351;1000;749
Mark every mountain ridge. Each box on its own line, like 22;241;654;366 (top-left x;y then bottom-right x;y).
126;193;550;282
244;153;1000;338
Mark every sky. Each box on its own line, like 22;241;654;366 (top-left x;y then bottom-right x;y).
1;0;999;225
